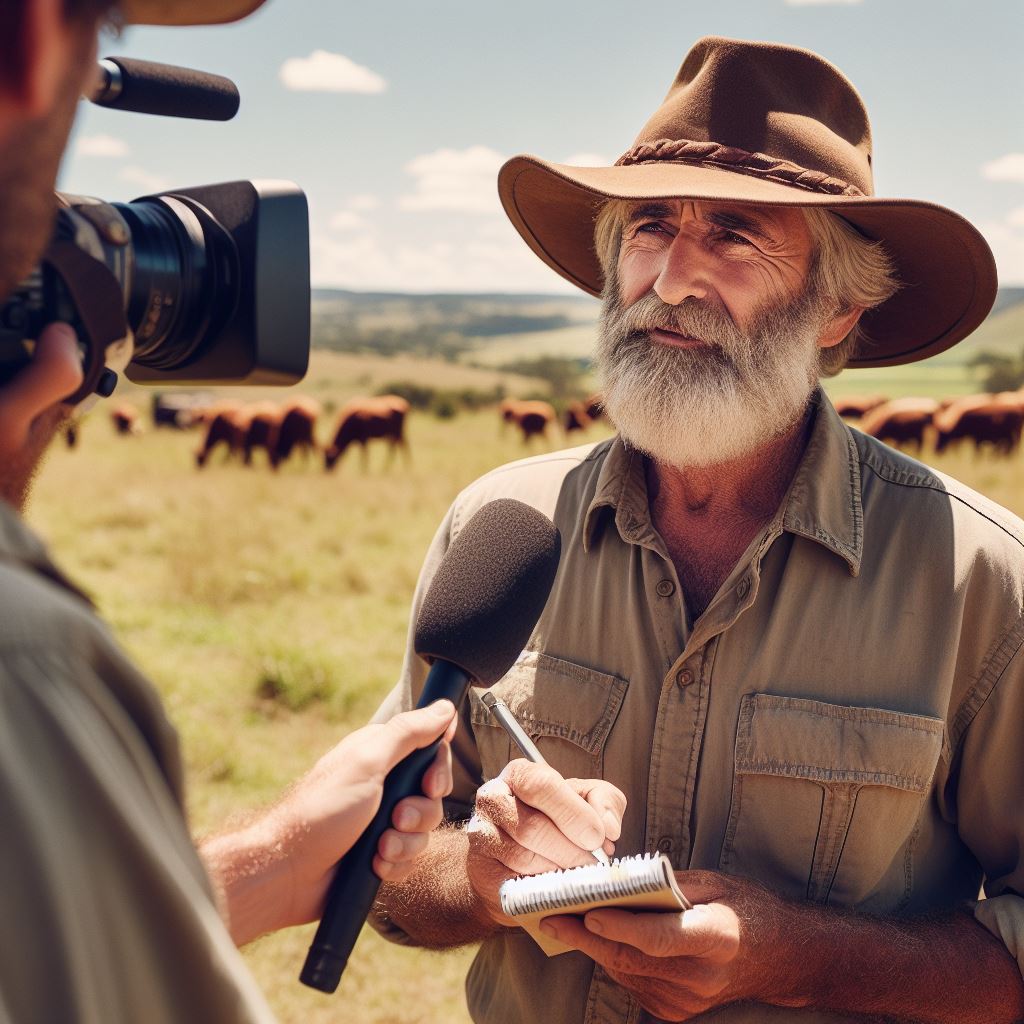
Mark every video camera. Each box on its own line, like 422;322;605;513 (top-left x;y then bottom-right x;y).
0;58;310;403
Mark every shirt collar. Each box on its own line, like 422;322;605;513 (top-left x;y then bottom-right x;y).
0;500;94;605
582;388;863;575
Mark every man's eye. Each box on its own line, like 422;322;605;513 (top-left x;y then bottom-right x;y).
721;230;753;246
635;222;668;235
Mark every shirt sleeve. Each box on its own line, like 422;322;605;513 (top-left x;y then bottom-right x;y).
951;641;1024;974
0;641;277;1024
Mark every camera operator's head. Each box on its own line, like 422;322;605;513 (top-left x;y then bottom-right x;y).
0;0;266;509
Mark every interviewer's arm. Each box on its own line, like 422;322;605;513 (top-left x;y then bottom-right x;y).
200;701;456;946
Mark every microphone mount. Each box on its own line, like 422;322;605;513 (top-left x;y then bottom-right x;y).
85;57;241;121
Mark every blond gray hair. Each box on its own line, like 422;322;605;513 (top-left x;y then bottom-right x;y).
592;200;899;376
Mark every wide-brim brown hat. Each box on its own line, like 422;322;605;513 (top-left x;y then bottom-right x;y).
498;37;997;368
120;0;266;25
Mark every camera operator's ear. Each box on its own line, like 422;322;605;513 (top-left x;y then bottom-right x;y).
0;0;82;128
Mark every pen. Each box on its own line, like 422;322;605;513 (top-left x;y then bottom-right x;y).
480;690;610;866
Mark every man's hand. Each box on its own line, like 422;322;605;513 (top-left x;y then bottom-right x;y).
200;700;457;946
538;869;766;1021
466;759;627;925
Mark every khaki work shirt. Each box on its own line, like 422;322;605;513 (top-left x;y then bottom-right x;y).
378;391;1024;1023
0;503;275;1024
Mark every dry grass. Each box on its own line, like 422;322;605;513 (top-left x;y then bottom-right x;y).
24;349;1024;1022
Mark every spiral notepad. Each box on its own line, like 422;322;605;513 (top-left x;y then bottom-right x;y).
499;853;690;956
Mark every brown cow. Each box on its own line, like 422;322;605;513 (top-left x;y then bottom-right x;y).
501;398;556;443
195;402;246;468
563;400;591;436
324;395;409;471
859;398;939;453
831;394;888;420
935;399;1024;456
273;395;321;466
110;403;142;436
241;402;284;468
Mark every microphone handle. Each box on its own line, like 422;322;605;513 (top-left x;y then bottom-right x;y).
299;659;471;993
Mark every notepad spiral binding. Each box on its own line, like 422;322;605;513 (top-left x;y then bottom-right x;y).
499;853;668;916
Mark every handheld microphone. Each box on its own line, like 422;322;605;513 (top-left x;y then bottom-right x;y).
299;498;562;993
87;58;241;121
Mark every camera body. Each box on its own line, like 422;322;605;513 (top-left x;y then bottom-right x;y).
0;180;310;401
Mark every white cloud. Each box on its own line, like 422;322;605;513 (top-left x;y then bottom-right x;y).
310;217;574;293
347;193;380;211
76;133;130;158
562;152;611;166
980;217;1024;286
398;145;506;214
279;51;386;94
982;154;1024;184
118;166;172;193
328;210;366;231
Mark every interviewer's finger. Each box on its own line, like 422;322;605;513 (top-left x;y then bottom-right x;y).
501;761;607;852
375;700;457;771
0;323;83;451
391;795;444;834
377;827;430;865
420;739;453;799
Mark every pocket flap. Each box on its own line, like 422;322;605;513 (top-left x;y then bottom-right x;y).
470;651;628;756
736;694;944;794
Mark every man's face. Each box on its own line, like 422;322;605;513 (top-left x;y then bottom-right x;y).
596;199;829;469
0;8;101;509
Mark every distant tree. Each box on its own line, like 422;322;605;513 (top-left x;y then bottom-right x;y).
970;347;1024;393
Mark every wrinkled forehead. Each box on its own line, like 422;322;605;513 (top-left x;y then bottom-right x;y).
620;198;810;244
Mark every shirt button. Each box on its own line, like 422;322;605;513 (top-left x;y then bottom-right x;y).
656;579;675;597
736;577;751;599
656;836;674;854
676;668;694;687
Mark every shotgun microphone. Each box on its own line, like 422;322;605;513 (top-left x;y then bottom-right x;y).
299;498;562;994
87;58;241;121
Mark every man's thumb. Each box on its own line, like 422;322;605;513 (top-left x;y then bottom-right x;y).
376;701;456;768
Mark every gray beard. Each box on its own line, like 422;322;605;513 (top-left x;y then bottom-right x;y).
595;278;826;469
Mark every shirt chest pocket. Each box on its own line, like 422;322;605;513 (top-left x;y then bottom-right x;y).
469;651;628;783
720;693;944;908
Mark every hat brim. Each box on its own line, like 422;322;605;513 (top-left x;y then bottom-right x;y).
498;156;998;368
120;0;265;25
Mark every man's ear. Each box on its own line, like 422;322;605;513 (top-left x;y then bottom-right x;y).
818;306;866;350
0;0;73;122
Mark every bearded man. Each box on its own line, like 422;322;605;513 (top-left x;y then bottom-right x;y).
372;37;1024;1024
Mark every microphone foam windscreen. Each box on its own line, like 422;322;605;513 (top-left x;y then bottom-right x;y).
103;58;240;121
414;499;561;685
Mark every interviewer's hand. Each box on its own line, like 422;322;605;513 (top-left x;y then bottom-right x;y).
466;759;627;925
0;322;83;459
200;700;457;946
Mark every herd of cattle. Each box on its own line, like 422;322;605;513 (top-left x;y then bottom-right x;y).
837;393;1024;456
80;392;607;471
78;390;1024;468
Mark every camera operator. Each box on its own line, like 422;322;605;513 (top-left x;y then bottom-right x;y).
0;2;456;1021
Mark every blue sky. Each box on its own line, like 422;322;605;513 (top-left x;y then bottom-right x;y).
61;0;1024;293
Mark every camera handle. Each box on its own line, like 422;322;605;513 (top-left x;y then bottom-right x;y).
41;241;128;403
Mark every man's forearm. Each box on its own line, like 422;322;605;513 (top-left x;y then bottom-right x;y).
770;901;1024;1024
375;826;502;949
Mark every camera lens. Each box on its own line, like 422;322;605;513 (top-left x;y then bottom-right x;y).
115;194;237;370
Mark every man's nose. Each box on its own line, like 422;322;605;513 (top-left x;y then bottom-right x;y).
652;232;710;306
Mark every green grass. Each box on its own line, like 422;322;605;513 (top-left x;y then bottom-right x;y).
25;345;1024;1023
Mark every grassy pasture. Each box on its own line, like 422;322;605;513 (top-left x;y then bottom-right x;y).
24;341;1024;1023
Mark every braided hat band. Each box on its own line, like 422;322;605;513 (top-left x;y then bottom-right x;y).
615;139;864;198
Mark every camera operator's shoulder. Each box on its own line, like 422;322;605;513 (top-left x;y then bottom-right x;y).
450;437;614;535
